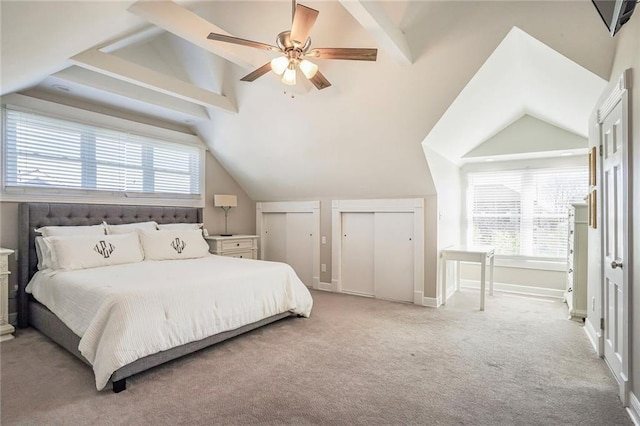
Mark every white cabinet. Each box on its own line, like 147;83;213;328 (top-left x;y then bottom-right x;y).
205;235;258;260
0;248;15;342
339;211;415;303
258;207;318;288
566;204;588;319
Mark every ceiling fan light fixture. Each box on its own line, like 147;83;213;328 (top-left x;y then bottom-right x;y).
282;63;297;86
299;59;318;79
270;56;289;75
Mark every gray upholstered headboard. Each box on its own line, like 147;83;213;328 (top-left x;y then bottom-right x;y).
18;202;202;328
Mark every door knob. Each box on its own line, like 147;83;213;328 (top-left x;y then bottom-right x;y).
611;260;623;269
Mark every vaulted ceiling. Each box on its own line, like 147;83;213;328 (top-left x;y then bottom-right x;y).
0;1;617;201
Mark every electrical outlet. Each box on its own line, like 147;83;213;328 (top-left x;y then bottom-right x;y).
321;264;326;272
321;236;326;244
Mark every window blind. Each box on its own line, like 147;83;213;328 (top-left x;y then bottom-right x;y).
3;108;202;198
467;166;588;259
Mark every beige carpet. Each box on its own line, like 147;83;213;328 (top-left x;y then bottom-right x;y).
0;289;632;425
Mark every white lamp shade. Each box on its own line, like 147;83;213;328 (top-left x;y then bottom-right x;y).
299;59;318;79
271;56;289;75
282;65;297;86
214;194;237;207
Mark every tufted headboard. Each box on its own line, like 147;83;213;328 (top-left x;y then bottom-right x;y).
18;202;202;328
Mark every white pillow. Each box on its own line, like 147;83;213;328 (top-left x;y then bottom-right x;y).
139;229;210;261
44;233;144;271
157;223;203;231
35;224;105;237
105;221;158;234
35;236;55;270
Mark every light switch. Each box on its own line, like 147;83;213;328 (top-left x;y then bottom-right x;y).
321;236;326;244
321;264;327;272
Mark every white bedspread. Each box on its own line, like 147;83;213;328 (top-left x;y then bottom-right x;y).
26;255;313;390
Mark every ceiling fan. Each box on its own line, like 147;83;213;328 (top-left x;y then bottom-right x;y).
206;1;377;90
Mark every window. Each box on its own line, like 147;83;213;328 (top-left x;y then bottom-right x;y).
466;167;588;259
2;107;203;202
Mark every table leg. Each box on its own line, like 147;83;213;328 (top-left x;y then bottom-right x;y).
441;257;448;306
480;258;486;311
456;260;461;292
489;254;495;296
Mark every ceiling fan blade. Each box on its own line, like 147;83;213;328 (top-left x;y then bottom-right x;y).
308;71;331;90
207;33;279;52
240;62;273;82
290;4;319;47
307;48;378;61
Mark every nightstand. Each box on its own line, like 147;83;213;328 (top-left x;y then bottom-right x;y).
205;235;258;260
0;248;15;342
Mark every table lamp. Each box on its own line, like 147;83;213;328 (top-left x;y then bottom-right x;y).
214;194;237;236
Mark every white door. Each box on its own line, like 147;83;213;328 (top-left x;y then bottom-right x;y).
601;100;627;398
374;212;414;302
286;212;314;287
263;213;287;263
341;212;375;296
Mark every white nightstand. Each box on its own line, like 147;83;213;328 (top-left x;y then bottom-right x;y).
205;235;258;260
0;248;15;342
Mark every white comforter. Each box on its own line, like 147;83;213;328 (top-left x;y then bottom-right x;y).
26;255;313;390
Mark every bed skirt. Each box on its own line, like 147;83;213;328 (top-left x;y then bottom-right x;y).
29;299;294;388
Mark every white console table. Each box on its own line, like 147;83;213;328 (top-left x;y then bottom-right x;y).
441;246;495;311
0;248;15;341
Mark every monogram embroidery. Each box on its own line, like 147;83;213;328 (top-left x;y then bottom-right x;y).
94;241;115;258
171;238;186;253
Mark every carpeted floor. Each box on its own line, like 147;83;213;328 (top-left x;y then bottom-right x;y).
0;289;632;425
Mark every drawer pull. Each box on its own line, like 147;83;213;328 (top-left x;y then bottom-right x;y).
236;243;240;247
568;268;573;273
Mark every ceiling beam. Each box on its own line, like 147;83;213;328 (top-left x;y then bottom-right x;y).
70;49;236;113
338;0;412;65
52;67;210;120
127;0;261;70
99;26;166;54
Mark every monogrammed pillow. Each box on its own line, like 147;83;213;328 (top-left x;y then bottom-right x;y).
44;233;144;271
104;221;158;234
139;229;210;261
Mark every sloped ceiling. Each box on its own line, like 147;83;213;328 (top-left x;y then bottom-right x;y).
0;1;617;201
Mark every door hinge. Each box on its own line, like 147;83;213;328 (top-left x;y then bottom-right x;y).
599;145;603;156
600;318;605;330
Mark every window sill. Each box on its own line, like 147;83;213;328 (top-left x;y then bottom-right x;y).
463;256;566;272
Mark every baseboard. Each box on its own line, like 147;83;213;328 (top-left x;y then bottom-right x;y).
584;317;602;356
422;296;441;308
318;282;334;292
627;392;640;425
460;279;564;299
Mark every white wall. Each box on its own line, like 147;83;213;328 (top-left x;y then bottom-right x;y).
423;148;462;301
593;8;640;406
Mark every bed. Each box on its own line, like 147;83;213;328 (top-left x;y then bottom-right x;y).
17;202;312;392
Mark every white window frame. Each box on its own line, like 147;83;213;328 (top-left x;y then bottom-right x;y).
461;156;588;270
0;94;206;207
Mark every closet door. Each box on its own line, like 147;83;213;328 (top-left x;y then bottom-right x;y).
341;212;375;296
286;212;314;287
263;213;287;263
374;212;414;302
